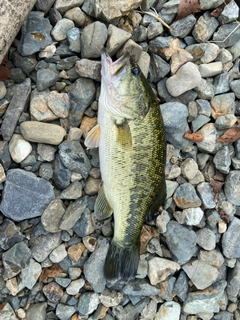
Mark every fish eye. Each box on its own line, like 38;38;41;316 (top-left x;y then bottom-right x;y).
131;67;140;76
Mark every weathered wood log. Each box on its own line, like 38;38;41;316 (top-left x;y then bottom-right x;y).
0;0;36;64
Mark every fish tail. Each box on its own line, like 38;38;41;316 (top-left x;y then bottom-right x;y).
104;240;140;281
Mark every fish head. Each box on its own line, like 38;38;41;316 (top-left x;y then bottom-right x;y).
101;50;152;120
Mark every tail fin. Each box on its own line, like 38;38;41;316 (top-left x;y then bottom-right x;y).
104;241;140;281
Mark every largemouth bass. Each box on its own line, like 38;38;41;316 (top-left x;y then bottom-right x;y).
85;51;166;281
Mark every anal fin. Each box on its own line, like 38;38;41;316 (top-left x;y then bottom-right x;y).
94;185;113;220
84;124;100;149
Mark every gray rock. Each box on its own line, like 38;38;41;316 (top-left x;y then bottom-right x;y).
66;278;85;295
2;241;31;280
181;158;198;180
175;207;204;226
73;208;95;237
64;7;86;27
214;73;231;95
20;121;66;145
213;22;240;48
148;53;170;83
215;114;237;129
132;25;147;42
10;67;26;83
148;257;180;285
58;140;91;179
83;238;109;293
192;114;211;132
41;199;66;233
0;142;11;170
51;18;74;41
123;298;149;319
31;232;61;262
154;301;181;320
49;244;67;263
59;181;83;200
25;303;47;320
230;79;240;99
227;260;240;300
183;280;227;313
213;146;231;174
197;182;216;209
224;170;240;206
174;271;188;302
68;77;96;127
147;22;164;40
196;123;217;153
49;8;62;26
12;51;37;75
232;157;240;170
20;258;42;289
164;220;197;264
67;27;81;53
116;39;143;62
53;154;71;190
0;303;18;320
196;228;216;250
1;78;31;142
192;11;219;42
75;59;101;82
99;288;123;307
0;219;24;250
81;21;108;58
60;198;86;230
106;24;132;56
160;102;190;149
54;0;84;14
222;217;240;258
55;304;76;320
166;62;202;97
37;143;57;162
36;69;59;91
77;292;99;315
123;279;160;297
170;14;196;38
210;92;235;119
0;169;55;221
186;43;220;64
18;11;53;56
194;78;216;100
173;182;202;209
36;0;55;13
82;0;141;22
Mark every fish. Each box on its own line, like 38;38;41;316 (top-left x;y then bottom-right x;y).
85;50;166;281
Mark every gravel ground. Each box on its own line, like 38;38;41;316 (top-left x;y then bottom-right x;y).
0;0;240;319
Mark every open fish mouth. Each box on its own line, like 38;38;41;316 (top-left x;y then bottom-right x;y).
101;50;130;78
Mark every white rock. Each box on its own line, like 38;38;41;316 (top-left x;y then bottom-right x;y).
182;207;204;226
148;257;180;285
154;301;181;320
183;260;219;290
0;163;6;183
66;278;85;295
9;134;32;163
49;244;67;263
0;80;7;99
181;158;198;180
199;61;223;77
166;62;202;97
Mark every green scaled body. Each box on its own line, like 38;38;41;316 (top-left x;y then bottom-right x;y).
85;51;166;281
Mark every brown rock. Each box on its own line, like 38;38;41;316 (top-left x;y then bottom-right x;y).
43;282;64;303
68;243;85;262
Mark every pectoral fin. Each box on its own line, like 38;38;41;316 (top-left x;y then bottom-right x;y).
84;124;100;149
115;120;132;149
94;185;113;220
